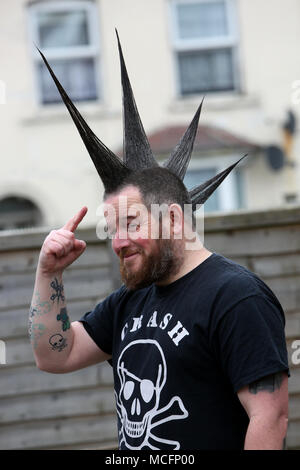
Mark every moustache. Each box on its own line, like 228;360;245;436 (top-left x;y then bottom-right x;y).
119;248;142;260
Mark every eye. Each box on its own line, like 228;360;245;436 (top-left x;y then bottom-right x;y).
123;381;135;400
140;379;154;403
128;222;140;233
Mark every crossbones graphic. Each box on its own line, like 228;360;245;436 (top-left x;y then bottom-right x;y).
115;339;188;450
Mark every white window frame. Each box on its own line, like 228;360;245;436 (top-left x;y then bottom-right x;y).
169;0;240;96
28;0;101;105
185;154;245;212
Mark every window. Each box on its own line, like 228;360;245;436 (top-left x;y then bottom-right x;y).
184;162;245;213
171;0;239;96
0;197;42;230
29;1;100;104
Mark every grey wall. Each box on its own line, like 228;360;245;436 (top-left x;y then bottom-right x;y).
0;206;300;449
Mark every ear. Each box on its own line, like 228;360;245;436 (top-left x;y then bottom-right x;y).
168;204;184;238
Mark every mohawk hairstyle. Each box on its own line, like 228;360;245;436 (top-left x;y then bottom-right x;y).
37;30;247;208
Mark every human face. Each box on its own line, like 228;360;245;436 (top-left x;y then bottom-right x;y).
104;186;182;290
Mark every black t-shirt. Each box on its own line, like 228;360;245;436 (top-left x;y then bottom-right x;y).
80;253;289;450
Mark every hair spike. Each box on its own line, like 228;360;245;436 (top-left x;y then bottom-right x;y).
115;29;158;170
163;98;204;180
189;155;248;211
37;47;131;194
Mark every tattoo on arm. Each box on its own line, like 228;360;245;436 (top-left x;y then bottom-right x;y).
31;291;52;317
49;334;68;352
29;327;46;353
50;277;65;303
28;305;37;338
28;305;47;349
57;307;71;331
249;372;284;394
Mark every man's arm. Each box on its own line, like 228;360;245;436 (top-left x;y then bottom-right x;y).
29;207;111;373
237;371;289;450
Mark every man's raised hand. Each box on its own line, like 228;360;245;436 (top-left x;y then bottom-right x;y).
38;207;88;276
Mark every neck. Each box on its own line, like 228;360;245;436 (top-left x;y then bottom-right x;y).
155;237;212;286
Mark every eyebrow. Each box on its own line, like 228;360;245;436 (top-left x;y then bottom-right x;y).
119;215;139;224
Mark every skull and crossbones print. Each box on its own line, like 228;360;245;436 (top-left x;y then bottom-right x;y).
115;339;188;450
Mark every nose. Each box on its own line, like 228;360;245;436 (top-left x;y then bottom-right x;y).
112;232;131;257
131;397;141;416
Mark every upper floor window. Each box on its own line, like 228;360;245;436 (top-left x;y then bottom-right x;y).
184;163;245;213
29;1;100;104
171;0;239;96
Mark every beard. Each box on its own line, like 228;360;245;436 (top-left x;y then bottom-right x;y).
119;238;183;290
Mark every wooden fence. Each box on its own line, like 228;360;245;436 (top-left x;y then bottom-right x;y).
0;228;117;450
0;205;300;449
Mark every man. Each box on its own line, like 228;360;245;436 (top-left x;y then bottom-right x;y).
30;34;289;450
30;166;289;450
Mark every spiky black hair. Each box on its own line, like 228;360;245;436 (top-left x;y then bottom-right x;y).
37;30;246;207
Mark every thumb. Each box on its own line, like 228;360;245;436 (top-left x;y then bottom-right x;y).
74;239;86;251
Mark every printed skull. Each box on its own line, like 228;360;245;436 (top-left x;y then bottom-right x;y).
116;339;167;448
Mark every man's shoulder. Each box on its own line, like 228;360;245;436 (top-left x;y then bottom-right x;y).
201;253;260;287
209;253;281;310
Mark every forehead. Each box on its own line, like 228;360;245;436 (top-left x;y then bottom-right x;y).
104;185;146;216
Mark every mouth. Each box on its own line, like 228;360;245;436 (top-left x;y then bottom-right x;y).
123;253;140;263
122;251;140;261
124;414;149;438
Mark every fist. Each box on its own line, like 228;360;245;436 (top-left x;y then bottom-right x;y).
38;207;88;276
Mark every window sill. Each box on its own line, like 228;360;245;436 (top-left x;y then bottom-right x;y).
21;101;121;126
169;91;261;114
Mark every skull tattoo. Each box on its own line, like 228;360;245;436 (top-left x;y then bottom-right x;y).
49;334;67;352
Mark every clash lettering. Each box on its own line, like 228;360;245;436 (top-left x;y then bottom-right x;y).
167;321;190;346
121;310;189;347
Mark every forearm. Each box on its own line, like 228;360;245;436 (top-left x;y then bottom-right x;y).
29;268;74;371
244;414;288;450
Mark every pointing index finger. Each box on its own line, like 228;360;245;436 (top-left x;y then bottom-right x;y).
63;206;88;233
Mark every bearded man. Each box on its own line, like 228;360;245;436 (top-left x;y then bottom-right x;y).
29;34;289;450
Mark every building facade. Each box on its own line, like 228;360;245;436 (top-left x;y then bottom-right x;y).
0;0;300;230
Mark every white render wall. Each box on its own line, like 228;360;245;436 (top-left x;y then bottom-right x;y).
0;0;299;228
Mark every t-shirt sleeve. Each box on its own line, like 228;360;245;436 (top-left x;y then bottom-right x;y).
79;286;126;356
213;294;290;393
